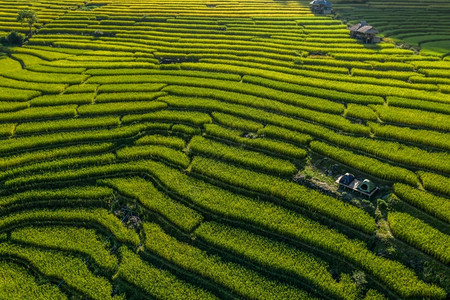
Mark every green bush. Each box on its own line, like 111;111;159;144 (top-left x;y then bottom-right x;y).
0;31;25;46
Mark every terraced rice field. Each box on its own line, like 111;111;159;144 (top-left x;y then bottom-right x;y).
0;0;449;299
333;0;450;57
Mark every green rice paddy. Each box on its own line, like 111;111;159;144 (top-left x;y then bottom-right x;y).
0;0;449;299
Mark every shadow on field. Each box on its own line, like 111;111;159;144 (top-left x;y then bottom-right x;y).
362;43;382;50
273;0;309;6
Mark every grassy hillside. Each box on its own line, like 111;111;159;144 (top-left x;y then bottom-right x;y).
332;0;450;56
0;0;449;299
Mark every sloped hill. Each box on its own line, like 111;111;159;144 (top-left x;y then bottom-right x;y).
0;0;449;299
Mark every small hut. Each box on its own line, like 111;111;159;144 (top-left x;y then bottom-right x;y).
348;21;381;43
309;0;332;14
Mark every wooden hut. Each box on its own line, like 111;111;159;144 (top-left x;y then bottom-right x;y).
348;21;381;43
309;0;332;14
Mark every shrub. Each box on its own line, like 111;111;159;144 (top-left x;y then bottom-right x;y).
0;31;25;46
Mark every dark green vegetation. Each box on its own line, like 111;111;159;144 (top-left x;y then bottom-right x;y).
0;0;449;299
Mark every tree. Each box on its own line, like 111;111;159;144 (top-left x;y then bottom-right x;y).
16;9;38;36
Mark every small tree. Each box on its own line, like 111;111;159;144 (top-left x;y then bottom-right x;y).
16;9;38;36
